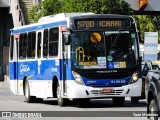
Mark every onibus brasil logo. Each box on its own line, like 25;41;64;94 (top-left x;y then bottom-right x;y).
20;64;30;73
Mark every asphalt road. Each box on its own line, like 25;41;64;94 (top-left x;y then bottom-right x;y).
0;81;149;120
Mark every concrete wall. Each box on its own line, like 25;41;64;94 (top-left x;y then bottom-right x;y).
0;8;13;81
145;0;160;11
125;0;139;10
10;0;25;27
33;0;42;5
3;46;9;75
0;0;10;7
125;0;160;11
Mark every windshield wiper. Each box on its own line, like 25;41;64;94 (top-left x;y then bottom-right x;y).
111;28;124;48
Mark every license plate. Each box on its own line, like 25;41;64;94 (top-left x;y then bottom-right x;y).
102;88;113;93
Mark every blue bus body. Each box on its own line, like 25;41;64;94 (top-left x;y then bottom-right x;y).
9;13;142;106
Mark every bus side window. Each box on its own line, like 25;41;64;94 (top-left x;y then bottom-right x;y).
19;33;27;59
49;28;59;57
27;32;36;59
23;34;27;58
10;35;14;61
43;29;48;57
37;32;41;58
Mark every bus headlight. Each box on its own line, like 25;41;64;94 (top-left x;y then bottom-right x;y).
72;71;84;85
130;72;138;84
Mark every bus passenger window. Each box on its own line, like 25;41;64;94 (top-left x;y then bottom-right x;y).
49;28;59;57
37;32;41;58
19;33;27;59
43;29;48;57
27;32;36;59
10;35;14;60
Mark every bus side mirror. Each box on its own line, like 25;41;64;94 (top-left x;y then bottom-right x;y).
64;31;71;45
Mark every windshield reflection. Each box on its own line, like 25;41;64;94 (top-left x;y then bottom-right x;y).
71;30;138;69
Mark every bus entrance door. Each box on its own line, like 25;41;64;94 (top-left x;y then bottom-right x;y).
14;35;20;94
62;42;69;95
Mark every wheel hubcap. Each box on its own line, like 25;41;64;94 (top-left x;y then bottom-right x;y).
150;106;154;120
57;86;61;103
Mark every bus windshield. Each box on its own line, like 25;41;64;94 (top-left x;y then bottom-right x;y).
71;30;139;69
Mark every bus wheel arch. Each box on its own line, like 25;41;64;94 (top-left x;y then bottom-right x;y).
24;77;35;103
52;76;58;98
23;76;27;95
56;80;69;106
52;76;69;106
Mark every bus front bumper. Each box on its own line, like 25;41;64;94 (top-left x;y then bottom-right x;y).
65;79;142;99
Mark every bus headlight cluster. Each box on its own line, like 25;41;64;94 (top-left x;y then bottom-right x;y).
72;71;84;85
130;72;138;84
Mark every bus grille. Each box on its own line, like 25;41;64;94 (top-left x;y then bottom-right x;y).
91;89;124;95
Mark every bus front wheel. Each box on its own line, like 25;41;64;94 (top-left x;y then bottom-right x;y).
24;80;35;103
56;82;69;107
112;97;125;106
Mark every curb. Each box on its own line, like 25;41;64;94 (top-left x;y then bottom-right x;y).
0;75;10;88
0;81;10;88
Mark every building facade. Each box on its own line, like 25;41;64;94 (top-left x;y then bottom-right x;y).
0;0;36;81
0;0;13;81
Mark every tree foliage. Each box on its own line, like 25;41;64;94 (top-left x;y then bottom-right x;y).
133;15;160;43
29;0;133;22
28;0;160;43
29;0;62;22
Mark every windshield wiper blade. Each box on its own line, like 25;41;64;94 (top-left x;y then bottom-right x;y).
111;28;124;48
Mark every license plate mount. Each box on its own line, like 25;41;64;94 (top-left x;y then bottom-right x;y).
101;88;113;93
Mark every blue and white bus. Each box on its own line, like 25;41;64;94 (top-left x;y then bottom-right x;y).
9;13;142;106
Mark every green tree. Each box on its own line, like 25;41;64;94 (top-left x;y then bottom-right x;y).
133;15;160;43
61;0;133;14
29;0;62;22
29;0;133;23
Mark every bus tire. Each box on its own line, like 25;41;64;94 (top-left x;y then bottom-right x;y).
149;99;158;120
112;97;125;107
131;97;139;104
56;82;68;107
24;80;35;103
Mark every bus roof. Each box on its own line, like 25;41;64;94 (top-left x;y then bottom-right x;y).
11;20;67;34
10;13;133;34
38;12;95;23
11;13;95;34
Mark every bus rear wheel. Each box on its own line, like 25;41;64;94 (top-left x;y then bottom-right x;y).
24;80;35;103
56;82;68;107
112;97;125;107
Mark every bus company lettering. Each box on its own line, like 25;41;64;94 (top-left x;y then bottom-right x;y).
111;80;126;84
144;43;158;47
99;21;121;27
77;20;122;28
20;64;30;73
97;70;117;73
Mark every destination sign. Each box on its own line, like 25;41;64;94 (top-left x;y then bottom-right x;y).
75;19;130;29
